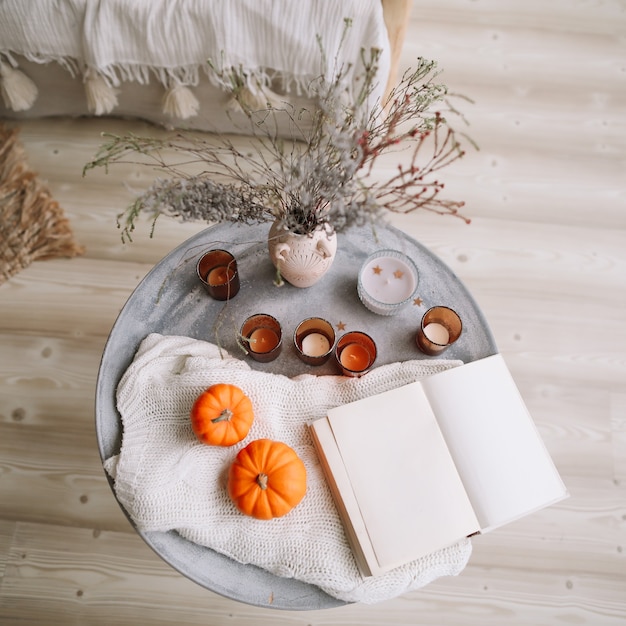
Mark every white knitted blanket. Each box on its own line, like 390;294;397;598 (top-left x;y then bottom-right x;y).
104;333;472;604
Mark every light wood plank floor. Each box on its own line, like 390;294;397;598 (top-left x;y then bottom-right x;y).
1;1;625;624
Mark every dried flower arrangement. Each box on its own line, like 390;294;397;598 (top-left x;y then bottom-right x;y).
83;36;474;243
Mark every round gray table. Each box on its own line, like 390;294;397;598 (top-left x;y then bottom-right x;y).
95;221;497;609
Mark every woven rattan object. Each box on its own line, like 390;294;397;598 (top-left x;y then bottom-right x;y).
0;124;84;285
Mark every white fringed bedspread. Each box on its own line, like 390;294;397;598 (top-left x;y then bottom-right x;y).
0;0;391;120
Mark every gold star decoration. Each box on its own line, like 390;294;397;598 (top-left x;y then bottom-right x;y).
413;297;424;306
336;321;346;331
393;269;404;279
372;265;383;275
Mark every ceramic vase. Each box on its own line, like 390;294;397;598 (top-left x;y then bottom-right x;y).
267;221;337;288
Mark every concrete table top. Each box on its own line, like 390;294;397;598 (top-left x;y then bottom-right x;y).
95;221;497;609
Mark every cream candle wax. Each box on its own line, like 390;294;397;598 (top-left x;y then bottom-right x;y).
301;332;330;357
423;322;450;345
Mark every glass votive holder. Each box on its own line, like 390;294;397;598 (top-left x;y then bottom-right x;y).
239;313;282;362
334;331;377;377
196;249;240;301
416;306;463;356
293;317;336;366
357;249;419;316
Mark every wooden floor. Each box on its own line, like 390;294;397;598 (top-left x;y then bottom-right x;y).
1;1;625;624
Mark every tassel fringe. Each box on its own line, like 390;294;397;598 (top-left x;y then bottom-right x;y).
0;61;38;111
162;83;200;119
227;82;286;114
84;69;119;115
0;55;294;119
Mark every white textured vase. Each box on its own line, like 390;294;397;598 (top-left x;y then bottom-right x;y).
267;221;337;288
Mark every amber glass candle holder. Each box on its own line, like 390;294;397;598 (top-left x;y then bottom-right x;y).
416;306;463;356
196;249;240;300
334;331;377;377
293;317;336;366
239;313;282;362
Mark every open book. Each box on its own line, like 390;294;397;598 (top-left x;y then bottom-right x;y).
309;354;568;577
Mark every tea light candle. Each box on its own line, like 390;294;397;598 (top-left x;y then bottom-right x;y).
240;313;282;362
358;250;419;316
293;317;336;366
423;322;450;345
339;343;370;371
196;249;240;300
334;331;377;377
249;327;280;353
416;306;463;356
207;265;235;286
301;332;330;357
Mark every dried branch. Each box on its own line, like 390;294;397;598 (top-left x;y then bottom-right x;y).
83;45;475;241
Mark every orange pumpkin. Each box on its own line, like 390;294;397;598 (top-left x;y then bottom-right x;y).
190;383;254;446
228;439;307;520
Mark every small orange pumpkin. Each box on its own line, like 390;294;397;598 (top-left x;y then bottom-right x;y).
228;439;307;520
190;383;254;446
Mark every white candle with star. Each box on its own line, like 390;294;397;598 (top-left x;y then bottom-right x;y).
358;250;419;315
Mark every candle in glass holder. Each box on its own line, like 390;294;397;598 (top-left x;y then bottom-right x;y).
416;306;462;356
240;313;282;362
335;331;377;377
293;317;335;365
357;249;419;316
196;249;240;300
